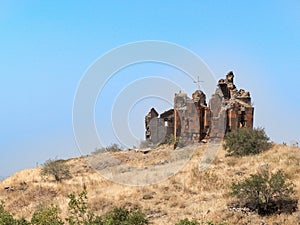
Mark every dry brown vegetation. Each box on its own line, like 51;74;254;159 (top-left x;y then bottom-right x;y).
1;144;300;224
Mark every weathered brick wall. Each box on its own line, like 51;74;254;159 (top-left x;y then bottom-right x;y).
209;90;227;141
174;90;207;145
145;71;254;145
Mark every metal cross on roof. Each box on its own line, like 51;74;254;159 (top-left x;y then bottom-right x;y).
193;76;204;90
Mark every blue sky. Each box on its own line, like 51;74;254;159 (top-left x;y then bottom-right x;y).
1;1;300;178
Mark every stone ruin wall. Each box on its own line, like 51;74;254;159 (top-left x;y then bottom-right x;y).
173;90;210;145
145;71;254;146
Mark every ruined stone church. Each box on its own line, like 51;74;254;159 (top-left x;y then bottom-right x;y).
145;71;254;146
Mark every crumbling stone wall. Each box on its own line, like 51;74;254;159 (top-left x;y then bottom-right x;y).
145;108;159;140
173;90;209;145
207;71;254;141
145;108;174;144
145;71;254;145
218;71;254;130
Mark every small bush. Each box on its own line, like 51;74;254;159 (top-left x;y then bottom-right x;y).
231;169;298;215
41;159;71;182
0;201;17;225
66;186;148;225
93;143;122;154
126;210;148;225
103;207;129;225
16;218;30;225
31;205;63;225
0;202;29;225
102;207;148;225
223;128;271;156
105;144;122;152
175;218;199;225
0;187;149;225
66;185;102;225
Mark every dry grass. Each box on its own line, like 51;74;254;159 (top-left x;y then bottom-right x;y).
0;144;300;224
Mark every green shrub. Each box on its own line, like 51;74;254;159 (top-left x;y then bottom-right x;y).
126;210;148;225
93;143;122;154
65;186;148;225
0;201;17;225
41;159;71;182
231;169;298;215
102;207;148;225
223;128;271;156
0;187;150;225
102;207;128;225
175;218;199;225
105;144;122;152
66;185;102;225
15;218;30;225
31;205;63;225
0;202;30;225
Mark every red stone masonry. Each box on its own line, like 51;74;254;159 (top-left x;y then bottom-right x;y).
145;71;254;146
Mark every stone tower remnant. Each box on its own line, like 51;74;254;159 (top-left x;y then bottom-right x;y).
145;71;254;145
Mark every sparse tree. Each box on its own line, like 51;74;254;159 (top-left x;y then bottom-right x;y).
41;159;71;182
231;169;298;215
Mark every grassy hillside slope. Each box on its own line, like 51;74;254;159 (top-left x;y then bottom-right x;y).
1;144;300;224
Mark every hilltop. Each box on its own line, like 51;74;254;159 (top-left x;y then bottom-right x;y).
1;144;300;224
